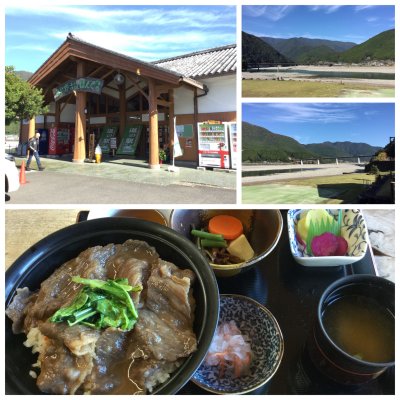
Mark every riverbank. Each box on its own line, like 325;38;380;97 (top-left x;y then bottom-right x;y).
242;64;395;97
242;172;374;204
242;79;394;98
242;163;366;184
280;65;394;74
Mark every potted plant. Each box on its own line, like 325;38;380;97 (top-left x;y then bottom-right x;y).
159;149;167;164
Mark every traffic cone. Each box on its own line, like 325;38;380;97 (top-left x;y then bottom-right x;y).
19;160;27;184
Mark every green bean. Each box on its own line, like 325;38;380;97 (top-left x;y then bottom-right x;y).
201;239;227;248
191;229;225;240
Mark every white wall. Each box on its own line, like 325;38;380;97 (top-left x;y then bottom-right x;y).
174;74;236;115
174;86;195;115
198;75;236;113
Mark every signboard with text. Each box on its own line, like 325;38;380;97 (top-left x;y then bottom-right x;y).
117;125;143;155
98;125;118;153
53;78;104;101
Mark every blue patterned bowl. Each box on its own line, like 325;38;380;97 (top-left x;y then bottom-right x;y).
191;294;284;394
287;209;369;267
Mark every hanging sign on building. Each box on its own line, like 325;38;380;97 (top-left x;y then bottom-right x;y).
53;78;104;101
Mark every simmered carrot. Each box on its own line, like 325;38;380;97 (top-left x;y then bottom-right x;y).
208;215;243;240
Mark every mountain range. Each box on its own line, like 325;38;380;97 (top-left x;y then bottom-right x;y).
242;121;382;163
242;29;395;67
242;32;294;68
261;36;356;64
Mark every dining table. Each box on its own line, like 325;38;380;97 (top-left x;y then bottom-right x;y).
5;208;395;394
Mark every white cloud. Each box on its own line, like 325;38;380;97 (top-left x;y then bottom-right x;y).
6;5;236;30
243;6;293;21
310;6;342;14
51;30;234;61
354;6;376;12
6;44;52;53
266;104;357;124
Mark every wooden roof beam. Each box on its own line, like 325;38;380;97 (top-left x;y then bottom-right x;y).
87;64;106;78
126;73;148;101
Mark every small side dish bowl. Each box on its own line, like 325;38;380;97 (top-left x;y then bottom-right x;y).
287;209;369;267
191;294;284;394
170;210;283;277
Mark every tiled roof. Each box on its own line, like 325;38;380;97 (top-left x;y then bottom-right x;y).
153;44;236;79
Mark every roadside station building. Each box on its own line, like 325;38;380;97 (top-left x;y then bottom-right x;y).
22;34;236;169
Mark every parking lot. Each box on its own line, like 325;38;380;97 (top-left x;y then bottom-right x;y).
6;155;237;204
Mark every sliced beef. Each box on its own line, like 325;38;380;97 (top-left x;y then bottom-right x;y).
83;328;129;394
130;309;197;361
38;321;100;356
105;240;158;305
24;244;116;330
146;260;197;330
36;337;93;395
5;287;37;334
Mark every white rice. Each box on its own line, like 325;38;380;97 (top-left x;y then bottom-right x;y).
24;327;47;366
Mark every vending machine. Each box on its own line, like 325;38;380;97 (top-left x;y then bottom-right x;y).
228;122;237;169
197;121;230;169
48;126;74;155
37;128;49;155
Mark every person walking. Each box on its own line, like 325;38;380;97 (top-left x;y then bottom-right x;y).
26;131;45;171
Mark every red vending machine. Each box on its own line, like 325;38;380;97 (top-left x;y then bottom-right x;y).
48;126;74;155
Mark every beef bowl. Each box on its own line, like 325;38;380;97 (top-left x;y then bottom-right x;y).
5;217;219;395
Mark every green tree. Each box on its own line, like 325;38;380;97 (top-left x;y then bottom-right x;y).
5;66;48;125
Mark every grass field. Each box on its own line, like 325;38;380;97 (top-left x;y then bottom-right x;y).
242;80;395;98
242;173;375;204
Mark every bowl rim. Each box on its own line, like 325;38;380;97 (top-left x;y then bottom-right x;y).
5;217;220;395
174;210;284;271
191;294;284;394
287;208;368;265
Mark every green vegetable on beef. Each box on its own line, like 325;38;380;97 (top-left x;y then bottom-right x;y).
49;276;142;331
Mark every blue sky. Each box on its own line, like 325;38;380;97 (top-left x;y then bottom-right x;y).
5;4;236;72
242;103;394;147
242;5;395;43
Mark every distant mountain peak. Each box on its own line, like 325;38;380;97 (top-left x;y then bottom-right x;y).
242;121;382;163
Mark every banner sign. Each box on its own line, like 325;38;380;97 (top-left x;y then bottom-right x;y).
98;125;118;153
117;125;142;155
53;78;104;101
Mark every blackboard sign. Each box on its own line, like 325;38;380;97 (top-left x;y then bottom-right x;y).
176;124;193;138
98;125;118;153
117;125;143;155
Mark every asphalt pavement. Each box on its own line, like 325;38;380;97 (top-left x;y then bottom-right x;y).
7;156;237;204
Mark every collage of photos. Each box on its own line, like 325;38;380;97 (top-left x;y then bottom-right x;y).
4;2;396;396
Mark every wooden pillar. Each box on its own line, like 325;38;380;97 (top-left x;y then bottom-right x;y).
119;82;126;141
28;118;35;139
168;89;174;157
148;78;159;169
193;87;199;166
73;62;86;163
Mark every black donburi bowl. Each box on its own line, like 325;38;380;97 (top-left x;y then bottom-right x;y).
5;217;219;395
